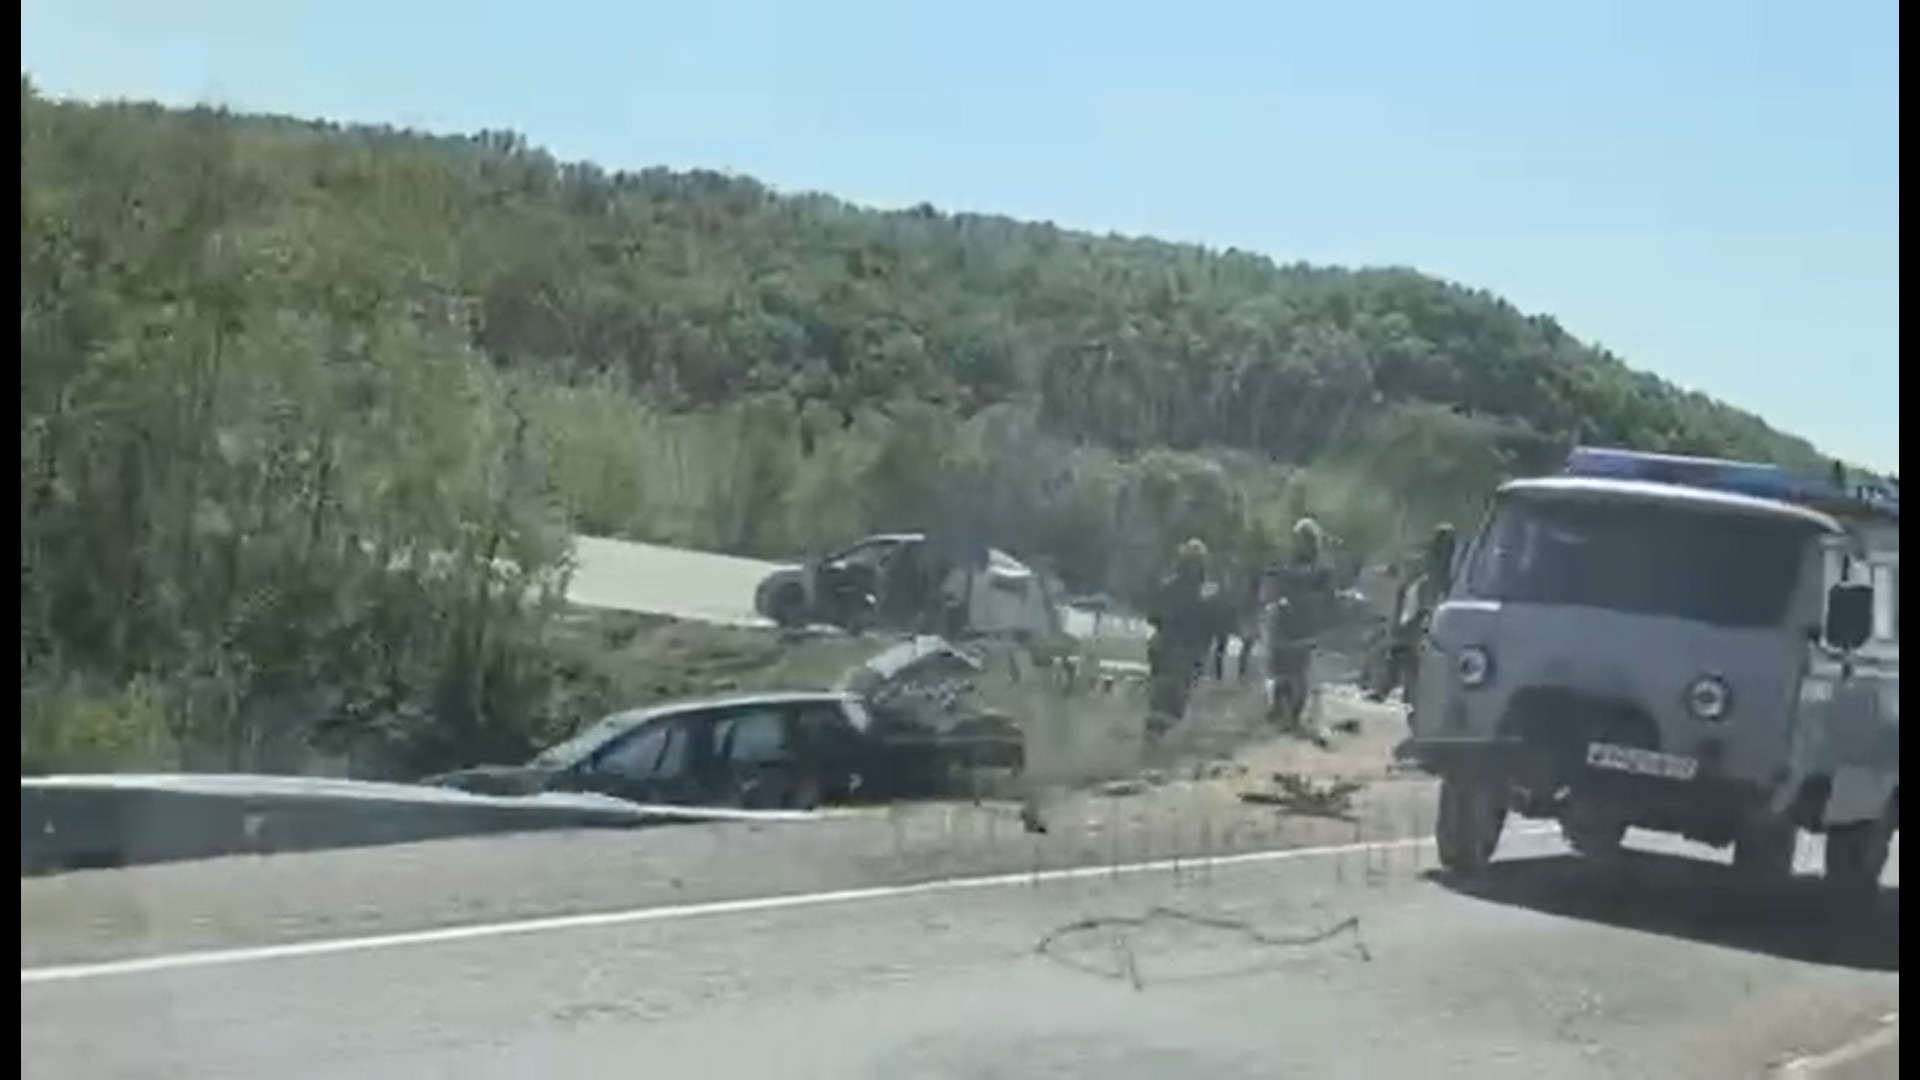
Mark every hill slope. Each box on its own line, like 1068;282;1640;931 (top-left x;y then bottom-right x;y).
17;79;1832;770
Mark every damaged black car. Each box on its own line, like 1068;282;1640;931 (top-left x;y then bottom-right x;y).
423;639;1025;809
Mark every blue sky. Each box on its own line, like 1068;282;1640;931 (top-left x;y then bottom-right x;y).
21;0;1901;469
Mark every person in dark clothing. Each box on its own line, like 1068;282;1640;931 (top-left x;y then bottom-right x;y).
1235;571;1269;683
1206;565;1249;682
1262;519;1337;731
1146;538;1219;740
1419;522;1458;608
1384;522;1458;702
876;543;927;630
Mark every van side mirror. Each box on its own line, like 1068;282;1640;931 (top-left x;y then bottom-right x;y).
1822;582;1874;652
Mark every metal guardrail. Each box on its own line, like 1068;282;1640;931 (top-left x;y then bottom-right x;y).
20;774;825;876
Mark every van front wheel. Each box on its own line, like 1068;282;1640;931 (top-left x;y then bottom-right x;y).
1436;773;1507;876
1731;821;1798;883
1824;817;1892;909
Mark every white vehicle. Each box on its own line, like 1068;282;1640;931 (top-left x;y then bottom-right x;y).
753;532;1060;640
1401;447;1898;907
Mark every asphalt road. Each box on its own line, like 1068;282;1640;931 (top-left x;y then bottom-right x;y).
567;535;781;628
23;826;1898;1080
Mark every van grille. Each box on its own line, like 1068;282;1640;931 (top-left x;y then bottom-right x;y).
1500;686;1663;777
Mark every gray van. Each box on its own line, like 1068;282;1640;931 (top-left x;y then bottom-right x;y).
1400;448;1898;906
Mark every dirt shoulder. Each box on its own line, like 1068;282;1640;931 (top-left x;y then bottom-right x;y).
22;688;1432;969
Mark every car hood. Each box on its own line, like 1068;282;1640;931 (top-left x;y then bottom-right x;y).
420;764;560;797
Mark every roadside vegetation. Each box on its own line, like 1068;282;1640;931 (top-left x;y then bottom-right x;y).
20;77;1833;775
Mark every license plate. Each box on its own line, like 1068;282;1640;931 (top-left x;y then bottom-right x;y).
1585;742;1699;781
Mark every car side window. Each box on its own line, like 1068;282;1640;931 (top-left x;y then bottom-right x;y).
719;708;789;766
594;720;672;778
654;718;697;778
833;540;896;571
988;572;1029;597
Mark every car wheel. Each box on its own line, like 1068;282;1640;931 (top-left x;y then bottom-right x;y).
771;585;809;629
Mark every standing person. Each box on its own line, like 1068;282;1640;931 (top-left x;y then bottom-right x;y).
1263;519;1338;732
925;530;991;639
1145;538;1218;741
1420;522;1458;606
1387;523;1458;702
1206;562;1246;681
876;542;924;630
1230;567;1267;684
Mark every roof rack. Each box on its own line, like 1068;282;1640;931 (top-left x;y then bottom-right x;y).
1563;446;1899;522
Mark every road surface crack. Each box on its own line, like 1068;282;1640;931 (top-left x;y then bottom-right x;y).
1036;904;1369;990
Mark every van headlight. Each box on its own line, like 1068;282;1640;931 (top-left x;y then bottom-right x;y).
1685;675;1731;721
1455;646;1492;688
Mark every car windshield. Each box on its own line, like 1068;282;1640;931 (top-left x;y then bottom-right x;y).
528;711;648;770
828;539;896;568
1463;495;1818;628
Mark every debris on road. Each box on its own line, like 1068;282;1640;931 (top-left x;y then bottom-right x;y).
1238;771;1365;822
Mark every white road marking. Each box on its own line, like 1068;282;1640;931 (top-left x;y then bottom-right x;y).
20;824;1557;986
1777;1012;1900;1078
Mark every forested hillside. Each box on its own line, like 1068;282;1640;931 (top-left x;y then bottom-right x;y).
19;78;1830;772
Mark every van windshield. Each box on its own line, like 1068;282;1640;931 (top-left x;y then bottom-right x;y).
1462;495;1816;628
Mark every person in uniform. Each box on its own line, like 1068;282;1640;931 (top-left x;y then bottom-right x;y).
1206;561;1250;682
1145;538;1218;740
1263;519;1338;731
1385;523;1458;702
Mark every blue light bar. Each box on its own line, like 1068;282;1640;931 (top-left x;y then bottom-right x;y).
1564;447;1899;519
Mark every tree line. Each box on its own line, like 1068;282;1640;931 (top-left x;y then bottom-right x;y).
18;77;1833;773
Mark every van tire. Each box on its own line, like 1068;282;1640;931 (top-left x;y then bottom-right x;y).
1436;773;1506;876
1732;821;1798;882
1824;817;1892;908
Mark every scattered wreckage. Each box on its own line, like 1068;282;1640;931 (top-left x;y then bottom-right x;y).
425;636;1025;810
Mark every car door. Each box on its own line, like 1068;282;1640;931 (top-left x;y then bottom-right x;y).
574;714;716;805
712;705;816;809
820;538;898;608
791;700;871;802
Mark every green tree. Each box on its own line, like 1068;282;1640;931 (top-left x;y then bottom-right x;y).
19;81;1855;772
